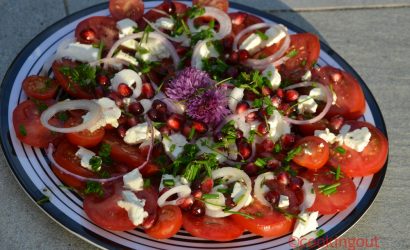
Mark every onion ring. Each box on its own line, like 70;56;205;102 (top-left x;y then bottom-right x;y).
253;172;275;206
157;185;191;207
187;7;232;40
143;17;185;43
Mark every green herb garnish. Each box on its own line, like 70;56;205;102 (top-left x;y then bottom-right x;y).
19;124;27;137
286;49;298;58
335;146;346;154
84;181;104;196
202;193;219;200
255;30;268;40
318;183;340;195
89;156;102;172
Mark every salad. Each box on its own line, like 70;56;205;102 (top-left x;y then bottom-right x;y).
12;0;389;243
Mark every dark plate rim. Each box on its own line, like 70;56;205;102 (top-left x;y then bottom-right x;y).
0;1;388;250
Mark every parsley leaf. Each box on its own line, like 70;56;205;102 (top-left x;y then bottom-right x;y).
59;64;97;89
89;156;102;172
84;181;104;196
19;124;27;137
98;143;112;165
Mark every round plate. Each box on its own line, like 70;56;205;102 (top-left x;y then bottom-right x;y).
0;1;388;249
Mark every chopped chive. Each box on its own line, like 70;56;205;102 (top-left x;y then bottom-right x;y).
274;143;282;153
318;182;340;195
286;49;298;58
188;127;196;140
284;146;302;162
300;59;307;66
223;209;255;219
19;124;27;137
254;158;267;168
202;193;219;200
84;181;104;196
316;229;326;237
89;156;102;172
335;165;341;181
335;146;346;154
143;179;151;188
36;195;50;205
97;41;104;60
216;188;228;194
169;144;176;153
163;179;175;187
255;30;268;41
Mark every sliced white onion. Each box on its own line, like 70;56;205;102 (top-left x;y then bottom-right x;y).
206;167;252;218
300;178;316;210
191;39;209;69
151;8;170;17
283;81;333;125
88;57;130;68
106;32;180;69
157;185;191;207
143;17;185;43
40;100;102;133
254;172;275;207
187;7;232;40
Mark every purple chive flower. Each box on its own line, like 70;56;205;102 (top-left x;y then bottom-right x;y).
166;67;212;101
186;87;230;126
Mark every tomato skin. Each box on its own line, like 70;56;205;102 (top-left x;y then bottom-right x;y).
329;121;388;177
229;12;263;35
52;59;95;99
65;117;105;148
12;100;61;148
232;200;295;237
22;76;59;100
297;119;329;136
193;0;229;12
109;0;144;21
279;33;320;83
145;205;182;239
139;2;188;28
182;213;244;241
75;16;119;49
292;136;329;170
312;66;366;120
301;167;357;214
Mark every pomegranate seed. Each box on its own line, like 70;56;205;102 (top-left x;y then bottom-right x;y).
243;90;257;101
266;158;281;170
329;115;344;133
223;36;234;50
258;108;268;120
243;162;258;176
225;196;236;208
117;83;132;97
289;177;304;191
229;50;239;63
128;102;144;115
176;46;187;55
177;196;194;211
141;83;155;99
167;113;184;131
80;29;95;42
192;121;207;134
279;103;292;116
236;129;244;140
163;0;176;14
276;88;284;98
127;116;139;127
213;131;224;142
285;89;299;102
94;86;104;98
257;122;269;135
238;49;249;62
107;91;123;108
147;109;161;122
118;115;127;125
281;134;296;149
265;190;280;206
277;172;290;186
238;140;252;160
236;101;250;114
271;96;282;108
260;139;274;152
117;125;127;138
201;178;214;193
261;86;273;96
159;125;172;136
227;66;239;78
231;12;247;25
192;190;203;199
245;111;258;122
191;200;205;217
97;75;109;86
191;179;202;192
152;99;167;113
182;123;192;138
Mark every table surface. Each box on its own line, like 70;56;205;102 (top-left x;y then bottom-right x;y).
1;0;409;249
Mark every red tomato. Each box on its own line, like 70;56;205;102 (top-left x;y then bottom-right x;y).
254;37;286;59
292;136;329;170
52;59;95;99
183;213;244;241
75;16;119;49
329;121;388;177
193;0;229;12
84;181;158;231
22;76;59;100
231;200;295;237
297;119;329;136
139;2;188;28
12;100;61;148
312;66;366;120
301;167;357;214
229;12;263;35
65;117;105;148
109;0;144;21
279;33;320;83
145;205;182;239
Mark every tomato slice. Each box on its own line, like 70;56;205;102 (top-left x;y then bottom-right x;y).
292;136;329;170
312;66;366;120
300;167;357;214
109;0;144;21
22;76;59;100
279;33;320;83
231;200;295;237
329;121;388;177
52;59;95;99
183;213;244;241
297;119;329;136
75;16;119;49
84;181;158;231
139;2;188;29
12;100;61;148
229;12;263;35
145;205;182;239
65;117;105;148
193;0;229;12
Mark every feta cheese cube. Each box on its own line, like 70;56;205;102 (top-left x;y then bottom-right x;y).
162;133;188;160
301;70;312;81
124;122;161;145
262;64;281;90
117;18;138;35
278;195;290;208
111;69;143;98
193;42;220;69
343;127;371;152
82;97;122;132
314;128;337;144
264;25;287;47
123;168;144;192
297;95;318;114
158;174;190;192
309;87;326;102
137;37;171;62
292;211;319;238
228;87;245;112
155;17;175;30
117;191;148;226
267;110;291;142
239;33;263;54
113;50;138;67
75;146;97;171
58;42;99;63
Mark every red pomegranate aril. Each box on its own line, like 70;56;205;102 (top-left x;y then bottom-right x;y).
107;91;123;108
182;123;192;138
192;190;203;199
285;89;299;102
276;88;284;98
152;99;167;113
223;36;234;51
243;162;258;176
191;200;205;217
245;111;258;122
176;46;188;56
229;50;239;63
141;82;155;99
127;116;139;127
329;115;345;133
236;101;250;114
257;122;269;135
261;86;273;96
231;12;247;25
177;196;194;211
238;49;250;62
97;75;109;86
147;109;161;122
277;172;290;186
167;113;184;131
243;90;257;101
289;177;304;191
128;102;144;115
192;121;207;134
258;108;268;120
265;190;280;206
163;0;176;14
260;139;274;152
201;177;214;194
225;196;236;208
117;83;132;97
271;96;282;108
281;133;296;149
80;29;95;42
159;125;172;136
117;125;127;138
238;140;252;160
118;115;127;125
266;158;281;170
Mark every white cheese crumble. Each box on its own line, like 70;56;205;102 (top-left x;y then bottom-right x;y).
228;87;245;113
267;110;291;142
297;95;318;114
154;17;175;30
343;127;371;152
75;146;98;171
111;69;143;98
113;50;138;67
124;122;161;145
117;191;148;226
58;42;99;63
162;133;188;160
82;97;122;132
158;174;189;192
314;128;337;144
262;64;281;90
301;70;312;81
137;37;171;62
292;211;319;238
278;195;290;208
123;168;144;192
239;33;263;54
309;86;337;105
264;25;287;47
193;42;220;69
116;18;139;50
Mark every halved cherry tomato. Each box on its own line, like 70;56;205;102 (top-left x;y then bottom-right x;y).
193;0;229;12
75;16;119;49
229;12;263;35
109;0;144;21
12;100;61;148
84;181;158;231
65;117;105;148
52;59;95;99
139;1;188;28
329;121;388;177
145;205;182;239
279;33;320;83
231;200;295;237
300;167;357;214
183;213;244;241
22;76;59;100
297;119;329;136
312;66;366;120
292;136;329;170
